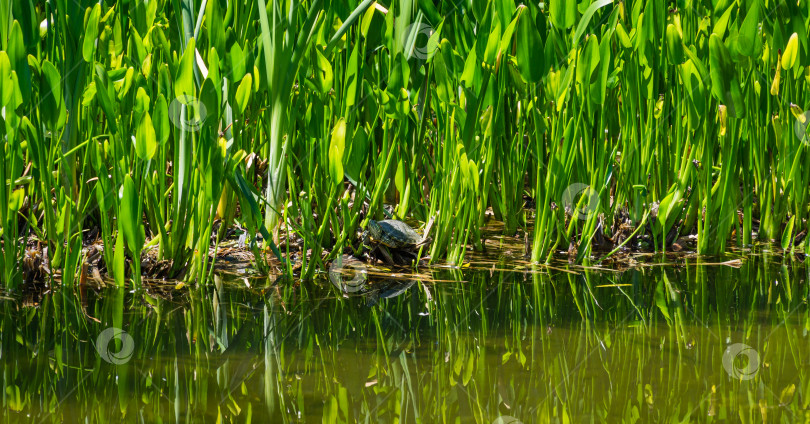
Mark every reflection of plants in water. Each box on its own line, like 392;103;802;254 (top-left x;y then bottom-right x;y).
1;256;808;422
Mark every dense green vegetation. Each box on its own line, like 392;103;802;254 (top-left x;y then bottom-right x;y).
1;0;809;287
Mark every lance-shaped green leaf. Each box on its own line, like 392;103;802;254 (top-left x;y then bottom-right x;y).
576;35;600;93
709;34;745;118
666;24;685;64
781;215;795;250
515;6;545;83
782;33;799;70
235;74;252;115
199;77;218;130
345;127;369;183
175;38;196;99
82;4;101;62
549;0;576;30
40;60;66;130
394;158;407;199
94;66;119;134
593;33;611;105
433;40;455;103
8;21;31;106
205;0;225;55
0;52;12;107
312;48;333;95
119;175;144;254
114;228;125;287
136;111;157;160
482;18;502;71
737;0;760;57
388;53;410;93
329;119;347;185
8;189;24;212
615;23;632;49
153;94;169;144
470;0;488;23
497;14;519;64
229;42;246;82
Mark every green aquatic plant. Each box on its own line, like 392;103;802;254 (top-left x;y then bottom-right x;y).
1;0;810;286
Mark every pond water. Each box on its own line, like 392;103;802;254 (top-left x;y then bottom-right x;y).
1;253;809;422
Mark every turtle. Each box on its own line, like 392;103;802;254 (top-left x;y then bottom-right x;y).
365;219;424;248
362;219;433;264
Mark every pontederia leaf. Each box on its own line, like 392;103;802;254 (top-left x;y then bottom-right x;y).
782;32;799;70
329;119;347;185
737;0;760;57
549;0;576;30
153;94;170;144
0;52;12;107
136;111;157;160
235;74;252;115
666;24;685;65
82;4;101;62
120;175;144;254
40;60;66;130
175;37;196;99
515;6;545;84
709;33;745;118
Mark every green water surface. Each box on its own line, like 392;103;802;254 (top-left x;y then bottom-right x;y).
2;254;809;423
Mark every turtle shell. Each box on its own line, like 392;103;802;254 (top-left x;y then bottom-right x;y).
369;219;421;248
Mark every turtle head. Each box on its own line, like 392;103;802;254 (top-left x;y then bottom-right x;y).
367;219;382;240
361;220;380;250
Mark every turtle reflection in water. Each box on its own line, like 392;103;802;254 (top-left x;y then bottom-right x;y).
362;219;432;265
334;276;416;306
365;278;416;306
327;257;416;306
